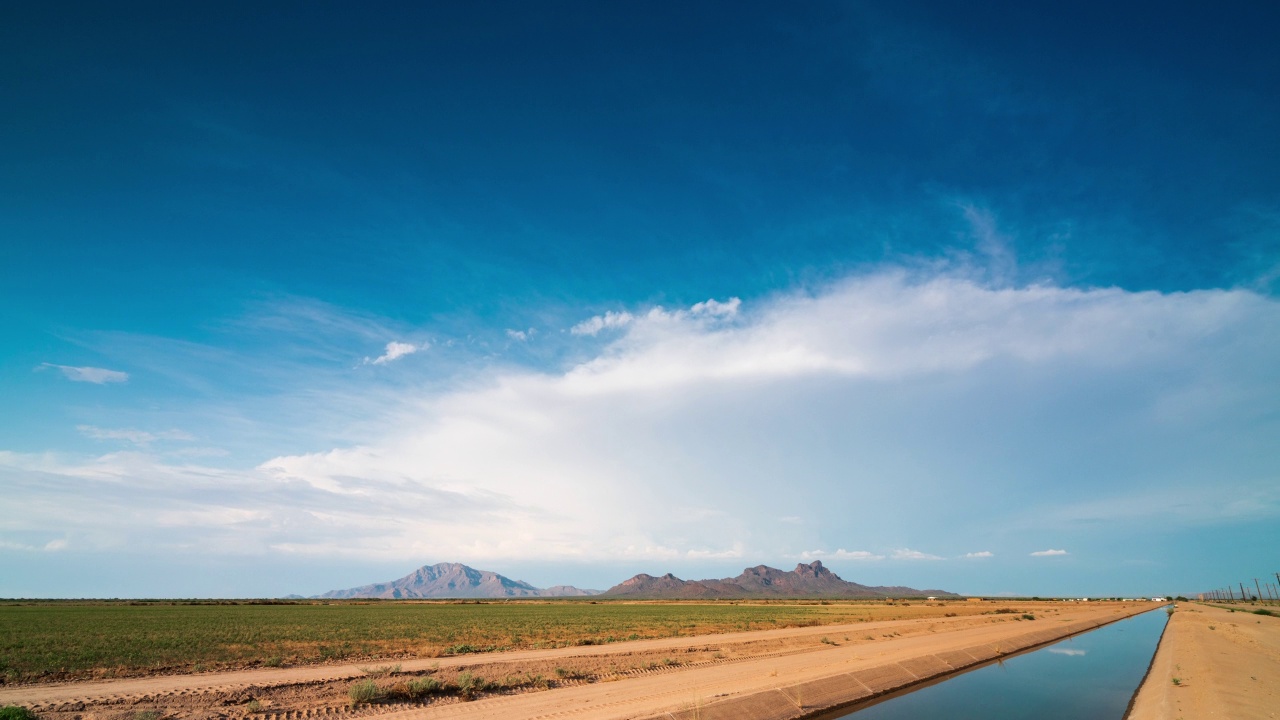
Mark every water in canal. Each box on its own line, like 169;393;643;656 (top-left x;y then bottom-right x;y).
831;608;1169;720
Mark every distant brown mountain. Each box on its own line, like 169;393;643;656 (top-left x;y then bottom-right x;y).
317;563;600;599
603;561;956;599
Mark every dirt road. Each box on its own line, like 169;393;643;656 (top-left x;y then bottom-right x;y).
1128;603;1279;720
3;602;1154;720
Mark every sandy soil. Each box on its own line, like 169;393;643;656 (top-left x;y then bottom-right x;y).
1128;603;1280;720
2;601;1152;720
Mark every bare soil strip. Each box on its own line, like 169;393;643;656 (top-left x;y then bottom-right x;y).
1128;603;1280;720
3;602;1153;720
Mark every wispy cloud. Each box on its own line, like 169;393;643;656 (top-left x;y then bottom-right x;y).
1031;549;1069;557
0;538;68;552
686;543;745;559
363;341;422;365
38;363;129;384
963;551;994;558
77;426;195;446
801;549;885;561
506;328;536;342
892;548;944;561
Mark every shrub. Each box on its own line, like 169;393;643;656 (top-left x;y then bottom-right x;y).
1021;614;1036;621
0;708;39;720
348;679;384;705
1253;609;1275;617
405;677;442;697
456;671;490;699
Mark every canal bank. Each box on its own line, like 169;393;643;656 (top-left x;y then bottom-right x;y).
643;602;1157;720
1128;602;1280;719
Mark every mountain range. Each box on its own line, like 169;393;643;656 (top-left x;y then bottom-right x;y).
315;561;955;599
316;562;600;599
603;560;956;598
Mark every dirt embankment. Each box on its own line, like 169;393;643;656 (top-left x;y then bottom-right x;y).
2;601;1153;720
1128;602;1280;720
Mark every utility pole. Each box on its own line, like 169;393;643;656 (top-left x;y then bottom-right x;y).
1241;582;1249;603
1256;579;1264;604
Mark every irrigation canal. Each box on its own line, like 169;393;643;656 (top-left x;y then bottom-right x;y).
825;607;1169;720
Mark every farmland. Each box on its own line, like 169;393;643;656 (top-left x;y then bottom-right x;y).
0;601;1154;720
0;599;954;683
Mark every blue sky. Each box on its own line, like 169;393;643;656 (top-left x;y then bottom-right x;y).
2;1;1278;598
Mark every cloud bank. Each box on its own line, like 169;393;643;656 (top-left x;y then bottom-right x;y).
4;271;1279;576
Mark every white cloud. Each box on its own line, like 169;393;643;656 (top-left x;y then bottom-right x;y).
77;425;195;446
892;548;944;561
963;551;994;558
39;363;129;384
364;341;422;365
1031;549;1069;557
570;310;634;336
506;328;536;342
689;297;741;318
571;297;739;337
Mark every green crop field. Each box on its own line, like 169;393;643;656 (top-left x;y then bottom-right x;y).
0;600;898;683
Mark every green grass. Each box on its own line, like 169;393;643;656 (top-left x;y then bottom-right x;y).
0;600;884;682
0;707;39;720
